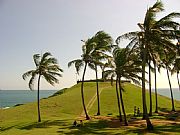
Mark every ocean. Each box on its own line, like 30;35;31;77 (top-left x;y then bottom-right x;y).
0;90;57;108
152;88;180;101
0;88;180;109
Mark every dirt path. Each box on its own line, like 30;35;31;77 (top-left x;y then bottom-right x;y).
80;88;103;117
78;86;111;119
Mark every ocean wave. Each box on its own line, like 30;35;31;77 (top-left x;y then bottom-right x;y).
1;106;10;109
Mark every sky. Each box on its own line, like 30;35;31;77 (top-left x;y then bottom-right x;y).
0;0;180;90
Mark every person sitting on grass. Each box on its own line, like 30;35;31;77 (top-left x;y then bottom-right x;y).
134;106;137;116
137;108;140;117
73;120;77;127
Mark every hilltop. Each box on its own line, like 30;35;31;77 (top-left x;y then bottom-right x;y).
1;82;180;135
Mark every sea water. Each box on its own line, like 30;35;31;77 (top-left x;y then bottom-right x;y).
0;88;180;109
152;88;180;101
0;90;57;108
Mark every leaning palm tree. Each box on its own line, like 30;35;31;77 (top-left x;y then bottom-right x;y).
160;47;176;111
22;52;63;122
172;58;180;91
172;39;180;91
104;47;142;126
68;38;95;120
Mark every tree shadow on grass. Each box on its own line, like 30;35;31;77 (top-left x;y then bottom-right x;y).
0;126;15;132
57;117;180;135
158;107;170;112
18;119;68;130
123;123;180;135
157;107;180;120
57;120;125;135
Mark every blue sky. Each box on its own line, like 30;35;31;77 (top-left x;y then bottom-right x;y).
0;0;180;90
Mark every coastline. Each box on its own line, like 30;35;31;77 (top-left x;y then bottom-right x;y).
0;90;57;108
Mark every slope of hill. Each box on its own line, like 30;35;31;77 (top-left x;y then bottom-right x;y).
0;82;180;135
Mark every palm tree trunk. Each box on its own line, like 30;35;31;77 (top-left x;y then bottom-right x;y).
37;74;41;122
116;77;122;122
177;71;180;91
149;60;152;116
154;62;158;113
95;64;100;115
166;67;175;111
119;77;128;126
142;45;153;130
81;63;90;120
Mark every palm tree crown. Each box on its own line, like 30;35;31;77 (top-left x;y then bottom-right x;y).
23;52;63;89
22;52;63;122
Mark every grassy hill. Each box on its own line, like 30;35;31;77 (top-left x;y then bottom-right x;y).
1;82;180;135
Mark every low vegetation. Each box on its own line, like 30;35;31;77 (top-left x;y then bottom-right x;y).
1;82;180;135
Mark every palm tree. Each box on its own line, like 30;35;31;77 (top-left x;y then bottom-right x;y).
22;52;63;122
68;38;95;120
116;1;180;129
160;47;176;111
148;48;160;114
104;47;142;126
148;58;152;116
104;64;123;122
91;31;113;115
172;39;180;91
172;58;180;91
154;60;158;113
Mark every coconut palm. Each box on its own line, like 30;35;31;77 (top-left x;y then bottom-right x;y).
160;46;176;111
22;52;63;122
68;38;95;120
172;58;180;91
172;37;180;91
91;31;113;115
116;1;180;129
148;59;152;116
104;47;142;126
147;46;161;114
104;62;123;122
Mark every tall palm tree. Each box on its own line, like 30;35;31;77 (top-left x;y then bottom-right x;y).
154;60;158;113
22;52;63;122
104;47;142;126
148;58;152;116
68;38;95;120
172;58;180;91
91;31;113;115
148;48;160;114
172;39;180;91
116;1;180;129
104;64;123;122
160;47;176;111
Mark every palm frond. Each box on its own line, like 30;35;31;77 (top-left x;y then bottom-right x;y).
33;54;40;67
68;59;84;74
29;74;36;90
116;32;139;44
41;52;52;63
22;70;36;80
43;73;59;86
47;71;63;77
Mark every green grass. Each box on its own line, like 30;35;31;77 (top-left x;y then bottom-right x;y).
1;82;180;134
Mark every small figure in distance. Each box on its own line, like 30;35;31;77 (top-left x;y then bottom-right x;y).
73;120;77;127
134;106;137;116
137;108;140;117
